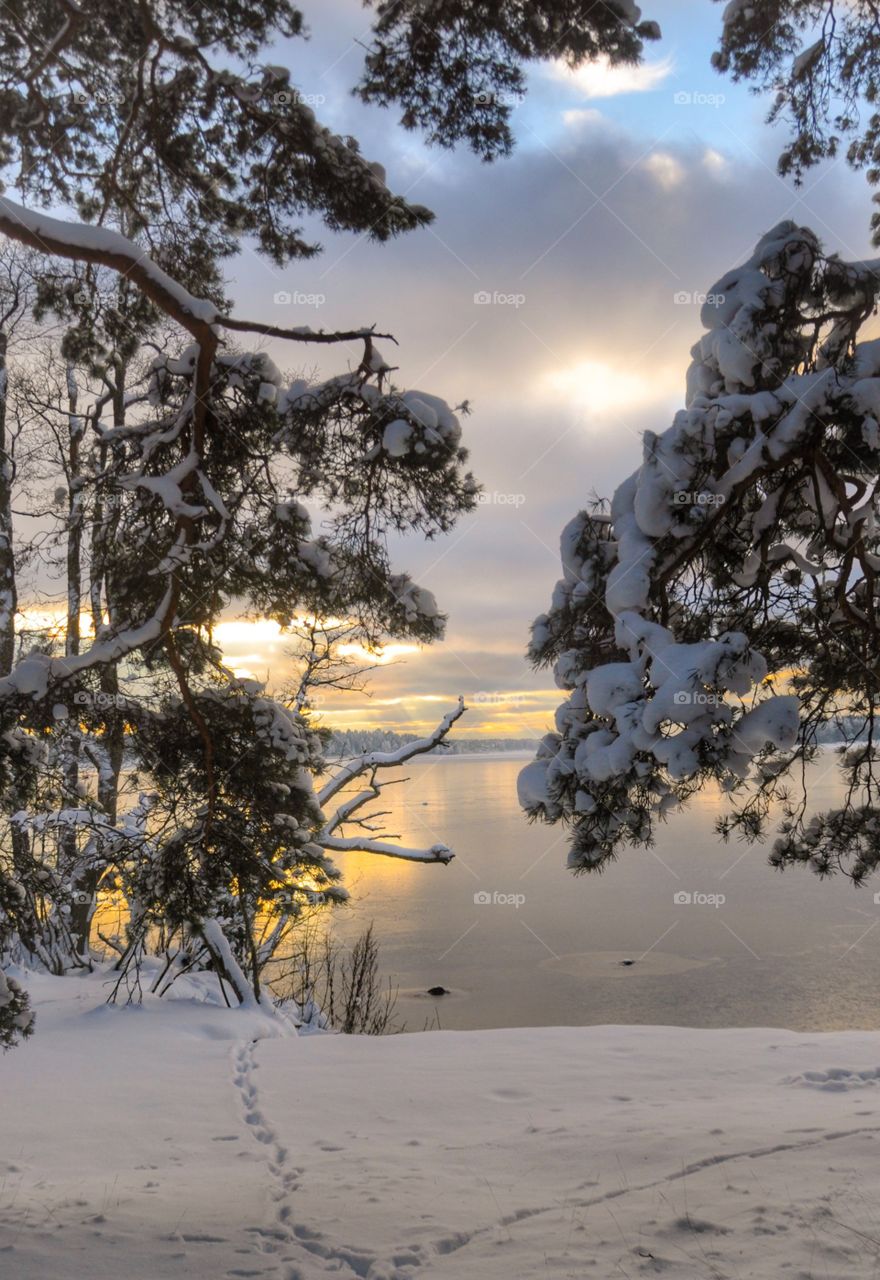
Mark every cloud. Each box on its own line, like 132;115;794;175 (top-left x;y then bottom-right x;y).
702;147;729;178
17;0;878;736
642;150;685;189
229;111;872;719
216;9;878;726
550;53;675;100
561;108;606;131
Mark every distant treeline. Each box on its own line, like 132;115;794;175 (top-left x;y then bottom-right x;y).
813;716;869;745
325;718;867;759
325;729;537;758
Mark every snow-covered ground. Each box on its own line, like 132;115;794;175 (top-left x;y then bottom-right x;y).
4;973;880;1278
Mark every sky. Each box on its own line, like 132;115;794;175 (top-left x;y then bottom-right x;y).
215;0;878;739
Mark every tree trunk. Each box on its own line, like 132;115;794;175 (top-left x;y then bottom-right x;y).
0;331;17;675
69;358;126;953
97;359;126;824
63;365;89;956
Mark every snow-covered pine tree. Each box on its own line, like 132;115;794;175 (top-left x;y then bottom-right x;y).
0;245;479;1001
522;222;880;883
0;3;472;1010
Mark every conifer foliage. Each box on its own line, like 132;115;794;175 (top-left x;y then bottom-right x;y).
523;222;880;883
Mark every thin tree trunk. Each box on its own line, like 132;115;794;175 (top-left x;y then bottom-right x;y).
0;331;17;675
63;364;89;955
97;359;126;824
70;359;127;954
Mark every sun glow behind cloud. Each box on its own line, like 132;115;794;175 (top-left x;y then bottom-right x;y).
337;641;421;666
210;620;558;737
542;358;679;418
12;604;556;737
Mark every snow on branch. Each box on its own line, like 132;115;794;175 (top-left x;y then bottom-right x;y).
318;697;465;808
0;198;219;336
0;198;398;349
0;199;421;706
316;697;465;864
221;317;398;347
318;835;454;864
0;584;176;700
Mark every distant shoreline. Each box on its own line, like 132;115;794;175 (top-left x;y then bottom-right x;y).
326;731;540;760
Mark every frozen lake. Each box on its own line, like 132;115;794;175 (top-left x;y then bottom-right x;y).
325;750;880;1032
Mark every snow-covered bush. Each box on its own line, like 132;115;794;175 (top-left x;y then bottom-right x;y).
0;877;33;1048
0;967;32;1050
523;222;880;881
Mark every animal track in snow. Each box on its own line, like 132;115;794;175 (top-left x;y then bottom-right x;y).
785;1066;880;1090
231;1039;381;1279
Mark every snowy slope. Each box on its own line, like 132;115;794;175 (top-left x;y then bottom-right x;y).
3;974;880;1278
